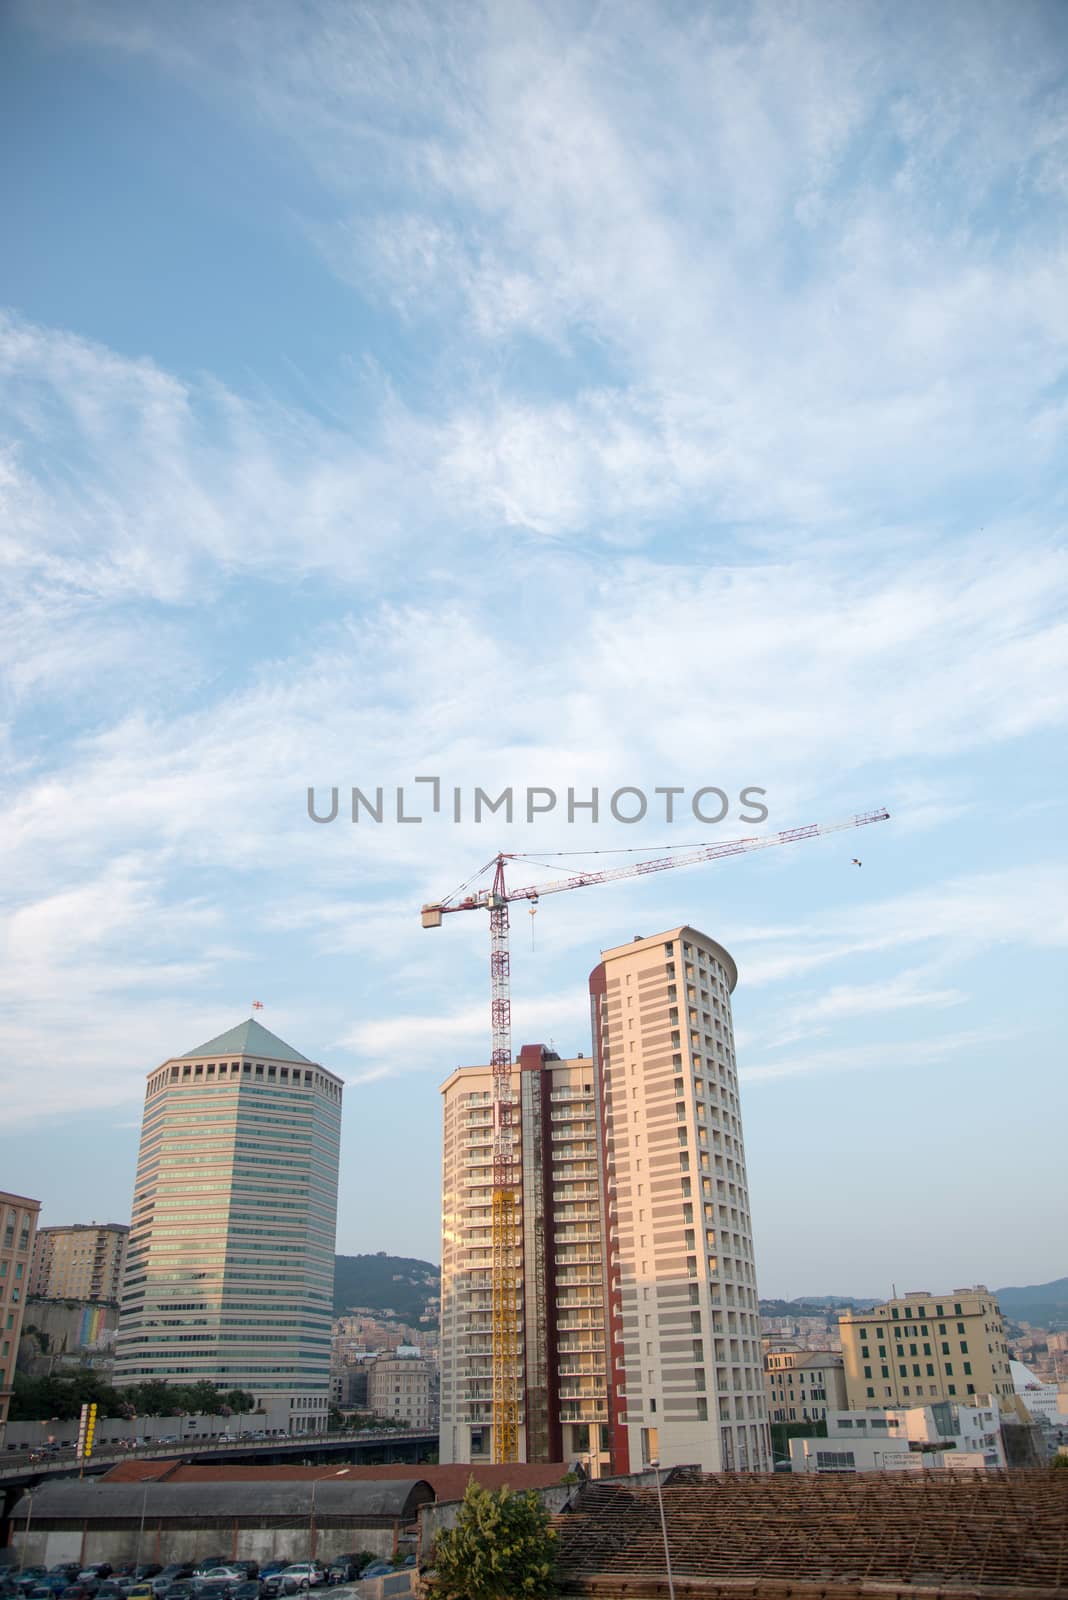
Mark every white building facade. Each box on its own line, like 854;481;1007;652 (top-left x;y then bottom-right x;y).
790;1401;1004;1473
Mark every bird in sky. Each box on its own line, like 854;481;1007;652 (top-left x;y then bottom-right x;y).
851;858;862;867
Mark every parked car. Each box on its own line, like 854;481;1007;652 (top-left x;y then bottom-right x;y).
59;1586;96;1600
257;1578;299;1600
357;1566;392;1583
77;1571;112;1586
158;1585;197;1600
197;1576;242;1586
223;1569;256;1584
191;1567;227;1582
191;1583;234;1600
124;1585;157;1600
94;1583;125;1600
278;1571;324;1594
228;1584;261;1600
325;1560;365;1589
150;1570;193;1597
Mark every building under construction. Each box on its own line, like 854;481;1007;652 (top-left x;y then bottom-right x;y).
438;926;770;1475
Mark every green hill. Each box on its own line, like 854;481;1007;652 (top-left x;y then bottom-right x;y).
334;1252;440;1324
994;1276;1068;1330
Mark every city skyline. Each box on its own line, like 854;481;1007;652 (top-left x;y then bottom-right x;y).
2;0;1066;1298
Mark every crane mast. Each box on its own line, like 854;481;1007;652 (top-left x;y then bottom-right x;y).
487;858;520;1463
423;807;889;1463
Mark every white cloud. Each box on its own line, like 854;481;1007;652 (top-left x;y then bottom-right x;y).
17;2;1068;542
340;986;590;1076
735;862;1068;990
761;967;967;1048
741;1026;1008;1086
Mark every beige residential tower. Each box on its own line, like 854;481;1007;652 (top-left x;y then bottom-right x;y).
30;1223;129;1303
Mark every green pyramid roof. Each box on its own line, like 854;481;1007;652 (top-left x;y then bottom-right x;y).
181;1017;312;1064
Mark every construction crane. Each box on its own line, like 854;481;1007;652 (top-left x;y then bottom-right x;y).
421;806;890;1462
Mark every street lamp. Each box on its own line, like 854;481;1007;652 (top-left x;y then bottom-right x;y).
134;1482;149;1573
18;1489;34;1577
647;1460;676;1600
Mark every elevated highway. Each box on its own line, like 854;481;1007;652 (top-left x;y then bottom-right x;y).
0;1429;439;1535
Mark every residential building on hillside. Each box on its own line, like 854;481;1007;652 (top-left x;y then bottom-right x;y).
367;1350;436;1427
764;1346;847;1424
439;925;770;1476
30;1223;129;1303
113;1018;342;1432
1;1191;40;1440
839;1289;1013;1411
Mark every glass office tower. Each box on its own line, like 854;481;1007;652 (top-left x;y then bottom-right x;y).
113;1018;342;1432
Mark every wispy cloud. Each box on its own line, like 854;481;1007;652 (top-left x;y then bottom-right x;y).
741;1026;1010;1086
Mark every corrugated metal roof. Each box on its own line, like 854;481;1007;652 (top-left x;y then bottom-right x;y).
12;1478;431;1521
103;1463;571;1499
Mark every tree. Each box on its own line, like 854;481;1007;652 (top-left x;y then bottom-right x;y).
431;1480;557;1600
9;1371;123;1422
130;1380;174;1417
223;1389;255;1414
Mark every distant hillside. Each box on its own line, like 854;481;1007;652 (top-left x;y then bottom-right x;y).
334;1253;440;1324
760;1280;1068;1331
994;1277;1068;1330
759;1297;876;1322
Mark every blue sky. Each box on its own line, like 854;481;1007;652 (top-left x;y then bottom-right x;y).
1;0;1066;1300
